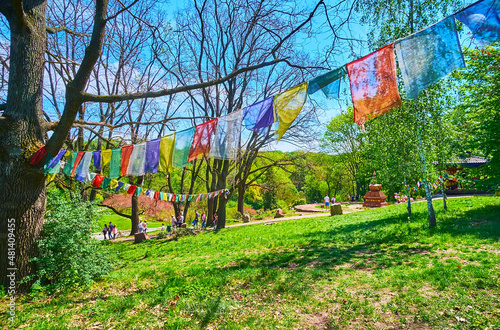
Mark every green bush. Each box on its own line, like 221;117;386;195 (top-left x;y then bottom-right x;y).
156;230;169;239
28;191;112;293
277;199;289;211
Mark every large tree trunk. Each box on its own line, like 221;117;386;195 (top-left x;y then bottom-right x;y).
130;194;140;236
237;184;245;214
0;0;48;292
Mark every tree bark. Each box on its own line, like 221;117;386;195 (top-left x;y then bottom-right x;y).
130;194;140;236
0;0;48;292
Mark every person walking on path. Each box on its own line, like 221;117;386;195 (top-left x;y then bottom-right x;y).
171;215;177;232
192;210;199;229
143;221;148;234
332;195;336;204
112;224;118;240
107;223;113;239
201;212;207;230
178;212;184;228
324;195;330;208
102;224;108;239
138;220;143;233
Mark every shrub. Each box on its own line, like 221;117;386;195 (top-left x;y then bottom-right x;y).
28;191;113;293
277;199;288;211
156;230;169;239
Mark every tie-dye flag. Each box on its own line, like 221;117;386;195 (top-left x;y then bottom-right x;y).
307;67;346;98
172;128;195;168
346;44;402;128
274;82;308;140
456;0;500;44
395;17;465;99
188;119;218;162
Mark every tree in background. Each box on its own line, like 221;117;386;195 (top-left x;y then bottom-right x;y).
321;108;365;200
452;44;500;192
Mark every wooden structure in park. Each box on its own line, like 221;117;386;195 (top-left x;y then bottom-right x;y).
363;184;389;208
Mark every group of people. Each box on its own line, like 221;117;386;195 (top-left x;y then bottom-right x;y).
102;222;118;240
324;194;336;207
137;220;149;233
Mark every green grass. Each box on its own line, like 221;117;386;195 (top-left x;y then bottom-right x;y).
3;197;500;329
97;211;164;231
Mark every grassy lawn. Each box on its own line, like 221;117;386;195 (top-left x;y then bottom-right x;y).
3;196;500;329
97;211;165;231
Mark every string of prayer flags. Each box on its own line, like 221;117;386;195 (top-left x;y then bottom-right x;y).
243;97;275;133
70;151;85;177
307;67;346;98
158;133;175;172
395;17;465;99
274;82;308;140
75;151;93;182
188;119;218;162
144;138;161;173
455;0;500;44
127;142;146;176
93;150;101;172
120;145;134;176
172;128;195;168
210;110;244;160
109;148;121;179
346;44;402;129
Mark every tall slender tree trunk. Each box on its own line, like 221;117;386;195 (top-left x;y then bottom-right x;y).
130;194;140;236
237;184;246;214
0;0;48;291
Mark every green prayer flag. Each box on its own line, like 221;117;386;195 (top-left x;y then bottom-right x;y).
109;148;122;179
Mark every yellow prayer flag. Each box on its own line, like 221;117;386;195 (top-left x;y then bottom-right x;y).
101;149;112;172
274;82;308;140
158;133;175;172
109;179;119;190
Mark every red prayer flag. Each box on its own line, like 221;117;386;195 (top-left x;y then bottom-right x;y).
92;174;105;187
121;145;134;176
346;44;401;128
154;191;159;200
127;185;137;195
71;151;85;177
30;145;47;165
188;119;218;162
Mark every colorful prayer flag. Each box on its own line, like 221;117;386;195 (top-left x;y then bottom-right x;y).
102;177;111;189
127;185;137;195
395;17;465;99
346;44;401;128
115;181;124;192
456;0;500;44
145;138;161;173
188;119;218;162
134;187;142;197
93;150;101;172
243;97;275;133
120;145;134;176
71;151;85;177
172;128;195;168
109;148;122;179
210;110;244;160
101;149;112;172
127;142;146;176
109;179;119;190
307;66;346;98
154;191;160;200
75;151;93;182
274;82;308;140
44;149;66;174
92;175;105;187
159;134;175;172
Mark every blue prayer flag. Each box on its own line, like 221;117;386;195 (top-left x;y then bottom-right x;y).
307;67;346;98
456;0;500;44
395;17;465;99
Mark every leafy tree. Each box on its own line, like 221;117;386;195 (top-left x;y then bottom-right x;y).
451;45;500;191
